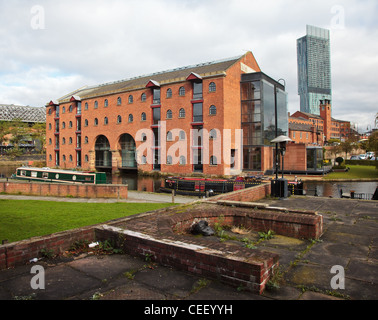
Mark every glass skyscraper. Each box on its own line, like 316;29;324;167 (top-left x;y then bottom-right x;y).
297;25;331;115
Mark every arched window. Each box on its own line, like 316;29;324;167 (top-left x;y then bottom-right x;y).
117;97;122;105
104;117;108;125
104;99;108;107
117;115;122;124
94;118;98;126
49;138;52;145
63;155;66;162
85;103;88;110
141;93;147;102
179;156;186;165
69;121;73;128
69;155;73;162
209;82;216;92
141;112;146;121
210;156;217;166
69;105;73;112
85;155;89;162
128;114;133;123
166;109;172;119
85;136;89;144
62;106;66;114
179;130;186;140
166;88;172;98
94;101;98;109
179;86;185;96
62;137;66;145
167;155;172;165
209;105;217;115
167;131;173;141
179;108;185;118
141;155;147;164
62;122;66;129
128;95;133;104
209;129;217;139
69;137;73;145
84;119;88;127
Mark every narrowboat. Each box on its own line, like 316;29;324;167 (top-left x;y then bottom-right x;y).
11;167;107;185
160;176;305;196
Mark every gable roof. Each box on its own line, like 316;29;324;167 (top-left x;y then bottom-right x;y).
55;53;251;104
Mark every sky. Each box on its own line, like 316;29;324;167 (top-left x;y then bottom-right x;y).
0;0;377;133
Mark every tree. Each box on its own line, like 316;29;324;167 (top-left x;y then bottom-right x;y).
339;138;356;160
368;131;378;168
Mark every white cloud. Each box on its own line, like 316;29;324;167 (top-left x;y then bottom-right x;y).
0;0;377;131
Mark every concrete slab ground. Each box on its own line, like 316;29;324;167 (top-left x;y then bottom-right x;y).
0;195;377;303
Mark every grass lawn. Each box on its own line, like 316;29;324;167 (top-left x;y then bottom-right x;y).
324;165;378;180
0;200;174;243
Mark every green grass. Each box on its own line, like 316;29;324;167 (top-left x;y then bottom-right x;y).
0;200;174;243
324;165;378;180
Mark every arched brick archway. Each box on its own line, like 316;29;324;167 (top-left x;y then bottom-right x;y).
95;135;112;170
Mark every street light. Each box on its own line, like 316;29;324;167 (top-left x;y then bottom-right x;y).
271;135;292;199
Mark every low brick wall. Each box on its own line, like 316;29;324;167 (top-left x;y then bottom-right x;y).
95;225;279;295
0;181;128;199
167;202;323;240
0;227;95;270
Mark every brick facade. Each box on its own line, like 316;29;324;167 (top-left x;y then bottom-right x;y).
46;52;277;176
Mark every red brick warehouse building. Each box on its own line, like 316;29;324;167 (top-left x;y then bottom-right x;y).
46;52;288;176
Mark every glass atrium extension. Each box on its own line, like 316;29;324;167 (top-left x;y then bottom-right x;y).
241;73;288;171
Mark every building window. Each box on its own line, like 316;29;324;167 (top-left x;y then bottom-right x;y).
104;117;108;125
209;105;217;115
117;97;122;105
179;130;186;140
179;156;186;165
69;137;73;145
62;138;66;145
94;101;98;109
62;122;66;129
69;155;73;162
209;129;217;140
69;121;73;128
193;103;203;122
63;155;66;162
210;156;217;166
128;114;133;123
85;136;88;144
141;155;147;164
167;131;173;141
117;115;122;124
128;95;133;104
62;106;66;114
85;155;89;162
153;107;160;125
85;103;88;110
167;155;172;165
166;88;172;99
84;119;88;127
166;109;172;119
69;105;73;113
49;138;52;145
209;82;216;92
141;112;147;121
94;118;98;126
104;99;108;107
179;108;185;118
179;86;185;96
49;154;52;161
193;82;203;100
141;93;147;102
49;123;52;130
153;88;160;104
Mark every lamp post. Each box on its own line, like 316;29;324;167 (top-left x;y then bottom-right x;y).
271;135;292;199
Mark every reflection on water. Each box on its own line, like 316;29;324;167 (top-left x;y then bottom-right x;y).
304;181;378;198
1;165;377;197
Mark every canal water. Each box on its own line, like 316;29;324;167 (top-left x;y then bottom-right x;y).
1;165;377;198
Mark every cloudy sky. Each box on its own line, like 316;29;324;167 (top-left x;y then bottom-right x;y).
0;0;377;132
